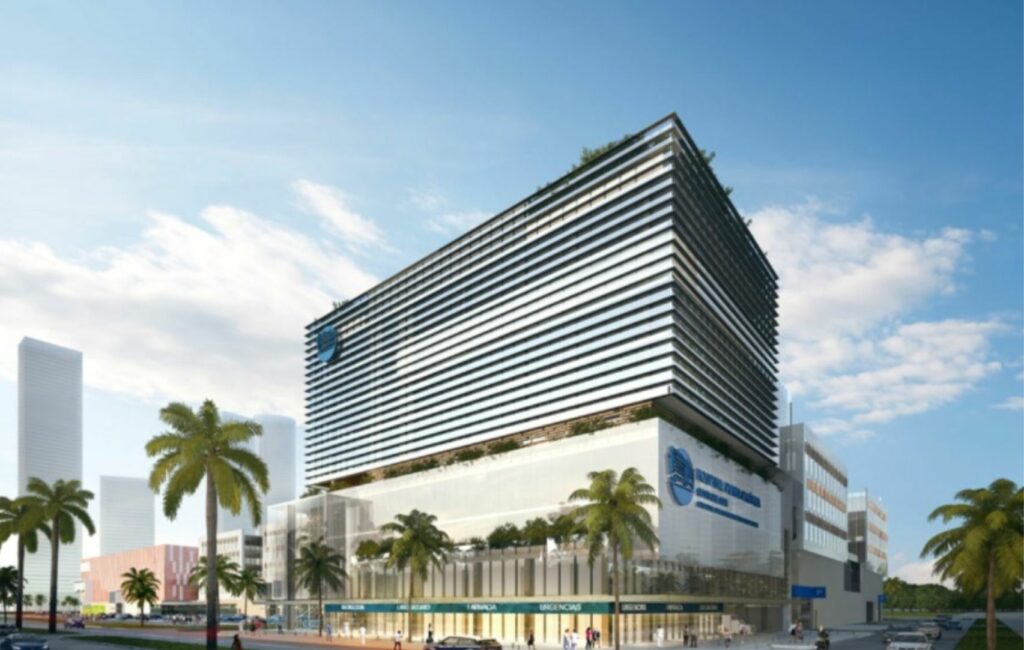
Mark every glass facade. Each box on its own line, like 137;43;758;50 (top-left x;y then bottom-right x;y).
304;114;779;485
778;424;848;563
848;492;888;575
265;421;787;643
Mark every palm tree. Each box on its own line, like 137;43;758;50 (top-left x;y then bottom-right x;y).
189;555;241;595
233;567;267;622
0;496;45;629
921;478;1023;650
25;477;95;634
382;510;453;641
121;567;161;626
294;537;347;637
0;566;21;624
569;468;662;650
146;400;268;650
33;594;45;612
60;595;81;613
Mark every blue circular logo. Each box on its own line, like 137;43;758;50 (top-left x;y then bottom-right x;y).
317;325;340;363
667;446;695;506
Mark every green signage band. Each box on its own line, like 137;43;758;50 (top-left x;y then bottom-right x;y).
324;601;723;615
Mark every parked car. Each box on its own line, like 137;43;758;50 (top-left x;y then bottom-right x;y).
0;626;15;639
917;623;942;641
0;634;50;650
427;637;502;650
886;633;932;650
943;620;963;631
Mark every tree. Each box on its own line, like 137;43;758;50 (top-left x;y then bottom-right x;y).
33;594;45;611
569;468;662;650
234;567;267;622
61;595;81;612
521;518;550;547
486;523;522;550
921;478;1023;650
0;566;21;624
121;567;160;626
189;555;241;595
382;510;453;641
294;537;347;637
25;477;95;634
146;400;268;650
0;496;45;629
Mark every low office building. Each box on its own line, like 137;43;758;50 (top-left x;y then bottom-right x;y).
198;529;264;615
848;491;888;576
80;544;198;614
778;424;885;628
266;418;787;643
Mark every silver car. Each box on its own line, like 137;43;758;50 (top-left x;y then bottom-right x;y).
0;634;50;650
887;632;931;650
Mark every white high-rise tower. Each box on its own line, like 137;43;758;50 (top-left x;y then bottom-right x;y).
18;337;83;599
99;476;154;556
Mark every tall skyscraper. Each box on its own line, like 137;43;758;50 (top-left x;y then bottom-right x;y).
217;411;257;535
217;412;296;534
304;114;779;486
254;414;296;524
18;337;83;599
99;476;154;556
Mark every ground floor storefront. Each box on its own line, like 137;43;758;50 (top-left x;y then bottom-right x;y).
267;600;785;646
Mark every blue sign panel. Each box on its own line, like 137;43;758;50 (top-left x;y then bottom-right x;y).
667;447;696;506
791;585;827;599
878;594;887;604
317;324;340;363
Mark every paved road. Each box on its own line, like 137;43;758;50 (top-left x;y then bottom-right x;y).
996;611;1022;636
26;617;986;650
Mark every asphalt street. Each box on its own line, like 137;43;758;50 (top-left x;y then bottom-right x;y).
22;616;985;650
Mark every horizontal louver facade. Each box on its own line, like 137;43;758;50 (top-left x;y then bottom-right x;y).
305;114;778;485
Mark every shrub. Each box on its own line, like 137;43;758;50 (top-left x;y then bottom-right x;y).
488;439;521;455
453;448;485;464
569;418;610;437
487;523;523;549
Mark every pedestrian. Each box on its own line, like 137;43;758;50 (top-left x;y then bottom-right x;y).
585;627;593;650
562;629;571;650
691;627;698;648
657;627;664;648
571;629;579;650
394;629;403;650
684;625;690;647
327;622;334;642
527;630;536;650
724;631;732;650
231;634;243;650
360;625;367;645
796;623;804;642
278;622;284;635
427;627;435;646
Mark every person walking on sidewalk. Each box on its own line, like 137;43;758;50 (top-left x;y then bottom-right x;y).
326;622;333;642
394;629;403;650
527;630;536;650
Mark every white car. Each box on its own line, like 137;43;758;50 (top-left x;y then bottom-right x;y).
917;624;942;641
887;632;932;650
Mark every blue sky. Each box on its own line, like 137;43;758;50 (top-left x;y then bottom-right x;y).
0;1;1021;582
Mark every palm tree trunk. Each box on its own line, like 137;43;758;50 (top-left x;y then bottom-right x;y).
986;553;995;650
408;569;414;642
206;473;219;650
318;580;324;638
141;600;145;627
15;540;25;629
612;542;620;650
47;517;60;634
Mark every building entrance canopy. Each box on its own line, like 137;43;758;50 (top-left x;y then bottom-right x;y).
325;601;724;615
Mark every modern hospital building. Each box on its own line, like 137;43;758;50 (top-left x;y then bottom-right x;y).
263;114;886;642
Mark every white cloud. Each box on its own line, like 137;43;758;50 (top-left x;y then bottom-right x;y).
409;187;491;236
409;188;449;213
891;558;953;586
293;179;390;252
748;201;1004;438
427;210;492;236
0;195;377;418
994;396;1024;411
